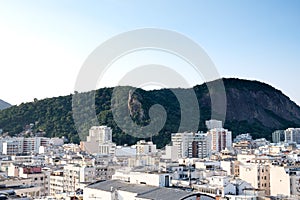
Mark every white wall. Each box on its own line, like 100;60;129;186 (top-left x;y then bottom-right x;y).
220;161;232;176
270;166;290;196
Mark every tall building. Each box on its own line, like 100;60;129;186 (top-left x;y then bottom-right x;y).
2;137;50;155
272;130;284;143
206;119;223;130
206;120;232;153
189;132;211;158
207;128;232;152
87;126;112;143
171;132;210;159
171;132;194;158
80;126;116;155
3;138;23;155
284;128;300;144
23;137;50;154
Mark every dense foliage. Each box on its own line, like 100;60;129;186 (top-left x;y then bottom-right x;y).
0;78;299;148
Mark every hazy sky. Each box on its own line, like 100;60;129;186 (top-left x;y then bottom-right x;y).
0;0;300;105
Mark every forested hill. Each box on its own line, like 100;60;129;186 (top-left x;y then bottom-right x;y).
0;78;300;148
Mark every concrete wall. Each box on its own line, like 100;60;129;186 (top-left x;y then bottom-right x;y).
270;166;290;196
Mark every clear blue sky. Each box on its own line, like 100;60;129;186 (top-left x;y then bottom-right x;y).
0;0;300;105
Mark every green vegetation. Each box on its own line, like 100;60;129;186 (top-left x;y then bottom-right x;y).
0;78;299;148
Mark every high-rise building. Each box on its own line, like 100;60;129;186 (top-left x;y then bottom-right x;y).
272;130;284;143
23;137;50;154
2;137;50;155
206;119;223;130
3;138;23;155
171;132;210;159
87;126;112;143
80;126;116;155
189;132;211;158
207;128;232;152
284;128;300;144
171;132;194;158
206;120;232;153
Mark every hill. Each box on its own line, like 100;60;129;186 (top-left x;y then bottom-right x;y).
0;99;11;110
0;78;299;148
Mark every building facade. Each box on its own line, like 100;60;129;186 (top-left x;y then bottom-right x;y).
171;132;210;159
207;128;232;153
284;128;300;144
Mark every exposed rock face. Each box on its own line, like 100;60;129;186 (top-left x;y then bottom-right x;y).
128;90;145;122
223;79;300;128
0;78;300;145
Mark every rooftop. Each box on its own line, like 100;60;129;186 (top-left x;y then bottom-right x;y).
87;180;192;199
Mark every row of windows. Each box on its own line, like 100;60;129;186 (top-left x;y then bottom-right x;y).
258;176;268;180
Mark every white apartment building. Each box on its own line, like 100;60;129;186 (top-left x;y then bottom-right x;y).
269;165;290;197
2;137;50;155
285;128;300;144
135;140;157;155
171;132;210;158
95;164;116;181
98;142;116;155
172;132;192;158
161;145;179;161
80;126;116;155
127;154;159;168
63;164;95;193
11;155;32;164
204;120;232;153
239;163;270;195
207;128;232;152
23;137;50;154
3;138;23;155
206;119;223;130
190;132;211;158
269;165;300;198
87;126;112;143
49;171;64;196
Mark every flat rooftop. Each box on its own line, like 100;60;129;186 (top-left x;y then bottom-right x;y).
87;180;193;200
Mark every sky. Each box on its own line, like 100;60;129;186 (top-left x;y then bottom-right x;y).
0;0;300;105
